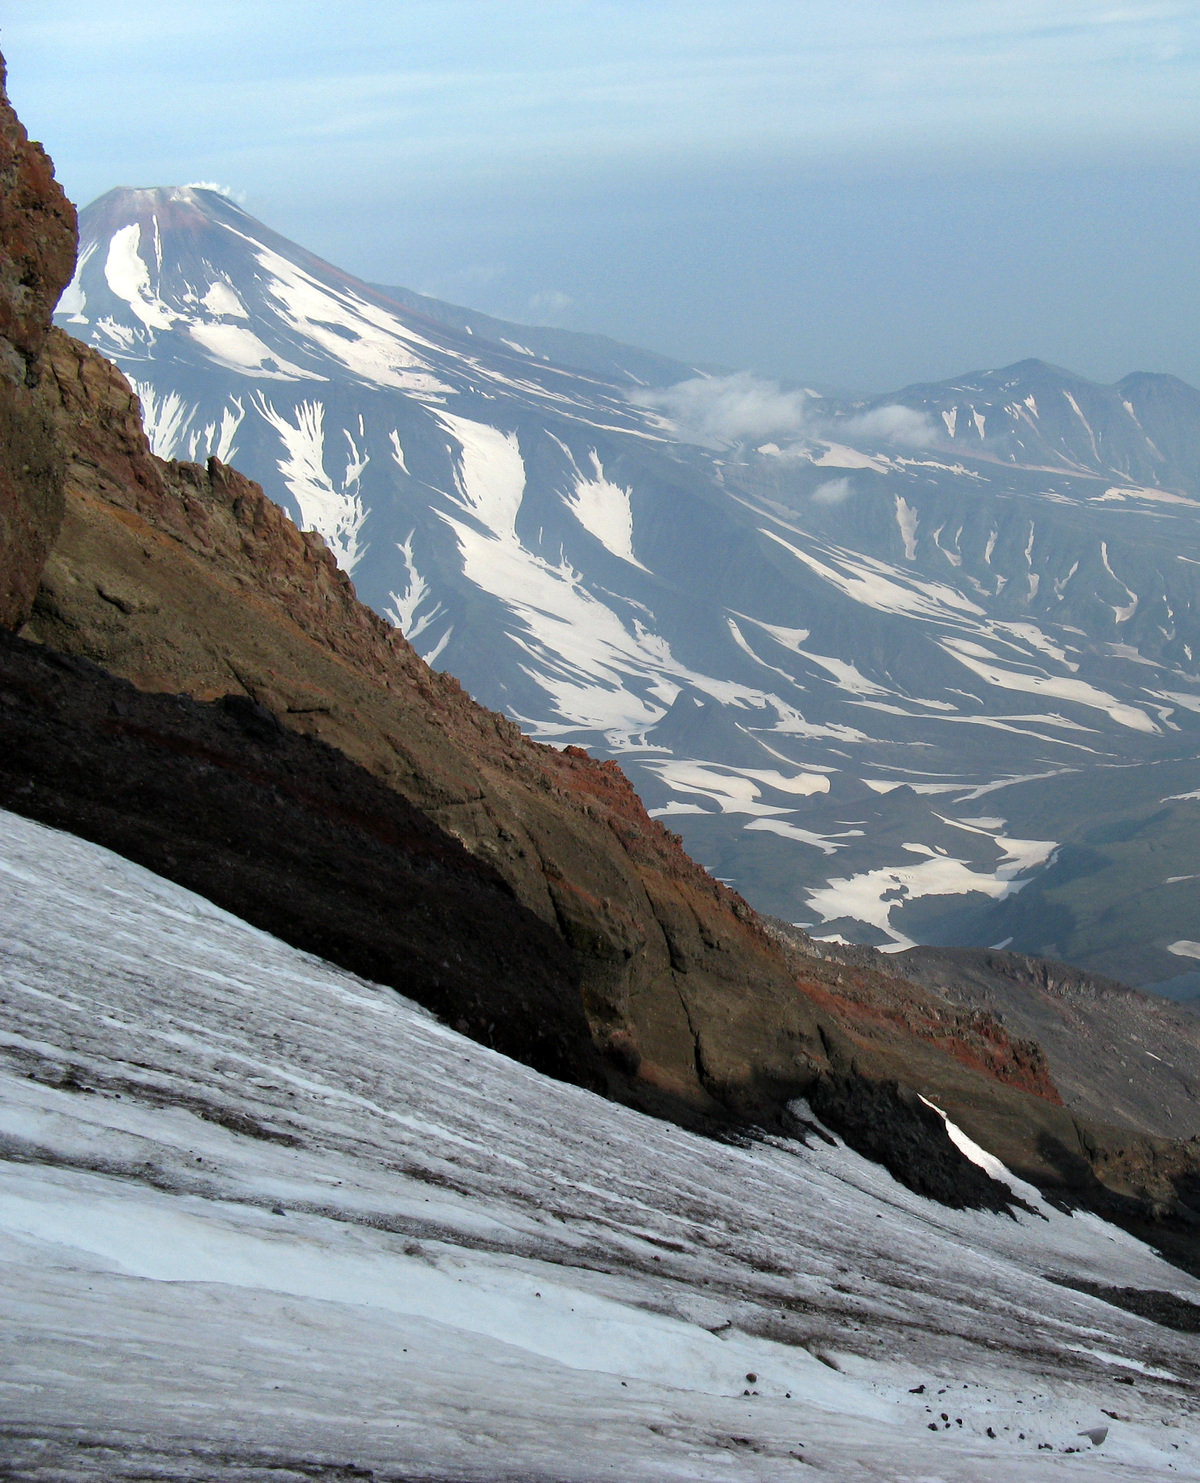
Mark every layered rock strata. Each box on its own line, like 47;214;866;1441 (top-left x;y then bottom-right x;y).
0;54;75;628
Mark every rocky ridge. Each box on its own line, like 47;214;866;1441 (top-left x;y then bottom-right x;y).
0;625;599;1087
24;271;1200;1255
0;53;74;629
780;922;1200;1144
22;329;1083;1143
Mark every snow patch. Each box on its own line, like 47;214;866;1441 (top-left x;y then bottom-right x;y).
201;280;248;318
764;529;985;623
807;832;1056;949
744;818;864;854
385;532;446;646
103;224;178;332
131;381;245;464
894;497;918;561
1099;542;1139;624
940;638;1156;733
253;397;369;571
55;240;95;321
564;451;648;571
188;321;317;380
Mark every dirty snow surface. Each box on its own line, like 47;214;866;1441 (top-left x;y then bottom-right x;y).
0;810;1197;1482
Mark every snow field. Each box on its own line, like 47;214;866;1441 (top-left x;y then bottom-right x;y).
0;810;1198;1478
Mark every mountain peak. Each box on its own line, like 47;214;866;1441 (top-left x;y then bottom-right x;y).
61;186;676;435
76;183;249;237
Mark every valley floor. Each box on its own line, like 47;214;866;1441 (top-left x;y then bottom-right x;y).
0;808;1197;1481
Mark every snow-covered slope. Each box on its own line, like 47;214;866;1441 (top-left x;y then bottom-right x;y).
2;808;1198;1480
367;276;705;390
54;187;1200;982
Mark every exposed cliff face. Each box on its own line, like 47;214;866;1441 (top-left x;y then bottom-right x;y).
0;627;599;1087
29;326;1077;1137
31;327;831;1126
0;55;76;629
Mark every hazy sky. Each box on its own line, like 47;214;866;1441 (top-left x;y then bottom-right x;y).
7;2;1200;391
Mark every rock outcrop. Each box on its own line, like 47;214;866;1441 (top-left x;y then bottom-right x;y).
28;327;1200;1237
0;626;599;1086
0;54;75;629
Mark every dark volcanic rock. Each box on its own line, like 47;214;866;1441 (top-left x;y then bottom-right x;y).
809;1071;1029;1215
0;626;601;1088
1046;1276;1200;1333
0;51;76;629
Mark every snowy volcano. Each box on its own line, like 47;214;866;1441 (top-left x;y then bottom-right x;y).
55;187;1200;983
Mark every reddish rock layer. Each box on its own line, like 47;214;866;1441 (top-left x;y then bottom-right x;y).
33;328;832;1126
762;923;1061;1104
32;329;1073;1144
0;53;76;629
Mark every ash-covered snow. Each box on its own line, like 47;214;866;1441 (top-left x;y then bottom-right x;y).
1;809;1197;1480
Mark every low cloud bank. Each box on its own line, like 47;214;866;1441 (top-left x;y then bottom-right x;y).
632;372;815;447
633;373;939;452
838;403;937;447
812;477;852;505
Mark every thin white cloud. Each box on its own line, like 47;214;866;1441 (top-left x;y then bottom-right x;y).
634;374;940;452
631;372;816;447
812;476;852;504
526;289;573;321
838;404;938;447
9;0;1200;204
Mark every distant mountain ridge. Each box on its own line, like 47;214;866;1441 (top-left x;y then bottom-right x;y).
846;356;1200;491
54;184;1200;988
367;279;707;389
